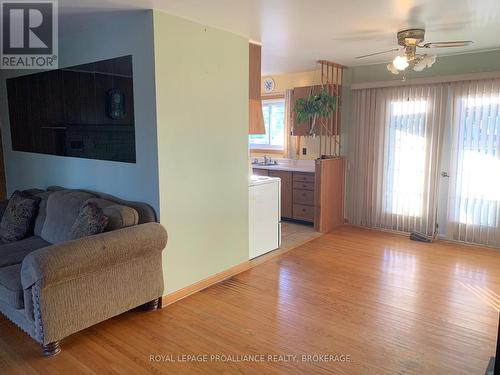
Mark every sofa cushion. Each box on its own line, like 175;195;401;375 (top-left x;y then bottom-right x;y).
85;198;139;231
0;263;23;309
32;191;53;237
41;190;96;244
71;202;108;239
22;188;45;196
0;236;51;268
0;191;41;242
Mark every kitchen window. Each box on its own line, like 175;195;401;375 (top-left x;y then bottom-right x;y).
249;99;285;150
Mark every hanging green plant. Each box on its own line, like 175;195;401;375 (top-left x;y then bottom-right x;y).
294;86;336;133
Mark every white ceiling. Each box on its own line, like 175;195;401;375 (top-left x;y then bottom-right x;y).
60;0;500;75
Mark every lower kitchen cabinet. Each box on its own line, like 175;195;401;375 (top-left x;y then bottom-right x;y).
268;170;292;218
292;203;315;222
292;188;314;205
291;172;315;222
253;158;345;232
253;168;316;223
252;168;268;176
267;170;315;223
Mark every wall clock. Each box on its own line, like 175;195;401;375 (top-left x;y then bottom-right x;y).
262;77;275;93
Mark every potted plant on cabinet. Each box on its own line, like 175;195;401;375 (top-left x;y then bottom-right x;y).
294;86;336;136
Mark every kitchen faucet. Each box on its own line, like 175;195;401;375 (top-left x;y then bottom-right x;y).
251;155;277;166
263;155;277;165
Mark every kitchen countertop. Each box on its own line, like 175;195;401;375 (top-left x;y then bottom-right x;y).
251;159;315;173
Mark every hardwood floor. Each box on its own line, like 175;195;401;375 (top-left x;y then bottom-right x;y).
1;226;499;374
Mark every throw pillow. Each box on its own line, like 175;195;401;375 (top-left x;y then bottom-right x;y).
71;202;109;240
0;200;9;220
0;191;41;242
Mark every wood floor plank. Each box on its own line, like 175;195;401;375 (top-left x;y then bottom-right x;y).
0;226;498;374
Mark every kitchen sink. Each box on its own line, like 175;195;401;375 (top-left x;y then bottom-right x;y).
252;161;278;166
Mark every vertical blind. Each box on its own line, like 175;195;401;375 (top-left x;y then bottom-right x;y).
348;78;500;247
447;80;500;247
347;84;447;236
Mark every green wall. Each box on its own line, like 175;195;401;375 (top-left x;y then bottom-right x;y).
350;49;500;83
343;49;500;156
153;11;249;294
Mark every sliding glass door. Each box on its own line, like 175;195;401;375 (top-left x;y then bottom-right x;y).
349;80;500;247
446;81;500;247
372;85;446;236
384;99;427;219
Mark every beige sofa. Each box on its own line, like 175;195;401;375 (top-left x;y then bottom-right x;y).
0;186;167;356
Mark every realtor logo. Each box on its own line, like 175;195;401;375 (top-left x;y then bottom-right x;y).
1;0;58;69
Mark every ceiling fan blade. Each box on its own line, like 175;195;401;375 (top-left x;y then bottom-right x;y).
355;48;400;59
420;41;474;48
331;29;391;41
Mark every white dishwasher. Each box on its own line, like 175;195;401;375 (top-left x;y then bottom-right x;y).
249;175;281;259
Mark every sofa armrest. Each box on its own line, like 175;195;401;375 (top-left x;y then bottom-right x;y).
21;222;168;289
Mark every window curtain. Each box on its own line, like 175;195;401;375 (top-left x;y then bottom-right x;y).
347;84;447;236
446;79;500;247
283;89;296;158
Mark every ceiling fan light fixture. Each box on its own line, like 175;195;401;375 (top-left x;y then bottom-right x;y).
426;54;437;67
413;54;437;72
393;55;409;70
413;60;426;72
387;63;398;74
356;28;474;76
387;62;400;75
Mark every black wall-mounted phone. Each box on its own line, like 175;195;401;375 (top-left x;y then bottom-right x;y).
107;89;126;120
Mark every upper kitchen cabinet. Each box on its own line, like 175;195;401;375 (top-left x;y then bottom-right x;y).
248;43;265;135
291;85;313;136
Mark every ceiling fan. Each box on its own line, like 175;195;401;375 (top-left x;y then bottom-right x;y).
355;28;473;74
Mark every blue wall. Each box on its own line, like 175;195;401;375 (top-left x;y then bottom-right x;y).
0;11;160;214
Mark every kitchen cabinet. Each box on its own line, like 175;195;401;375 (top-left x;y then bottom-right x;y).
254;169;315;223
252;168;268;176
268;170;292;219
248;43;265;134
293;188;314;205
292;204;315;222
251;158;345;232
291;172;315;222
291;86;313;136
314;158;345;232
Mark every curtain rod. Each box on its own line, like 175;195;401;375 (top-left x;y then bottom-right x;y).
351;71;500;90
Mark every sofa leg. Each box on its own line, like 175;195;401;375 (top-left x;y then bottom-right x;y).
143;297;160;311
42;341;61;357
